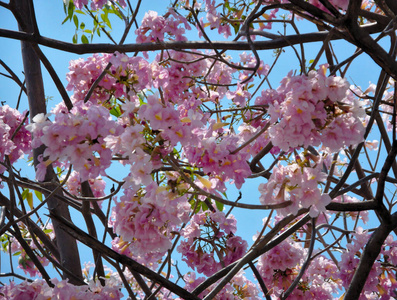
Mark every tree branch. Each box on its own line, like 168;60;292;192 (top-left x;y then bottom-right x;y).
0;22;386;54
344;213;397;299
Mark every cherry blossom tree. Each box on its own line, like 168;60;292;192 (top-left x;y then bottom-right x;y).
1;0;397;299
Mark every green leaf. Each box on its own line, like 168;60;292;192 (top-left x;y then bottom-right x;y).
137;92;146;103
68;2;75;20
0;237;9;252
62;15;70;25
63;0;68;13
83;29;92;34
43;228;53;234
110;7;123;20
27;192;33;210
72;33;78;44
34;190;43;202
80;22;85;30
22;189;33;209
100;12;112;29
215;200;224;212
73;14;79;28
56;166;63;175
109;105;122;117
21;188;29;200
62;0;74;24
81;34;89;44
19;256;27;269
231;22;240;35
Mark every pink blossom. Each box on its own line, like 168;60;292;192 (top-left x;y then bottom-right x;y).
110;182;191;257
27;101;123;181
259;154;331;217
258;68;365;152
0;106;31;174
136;9;189;43
226;83;251;107
73;0;126;10
1;277;123;299
178;211;247;276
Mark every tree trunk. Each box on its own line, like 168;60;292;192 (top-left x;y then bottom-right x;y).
13;0;83;285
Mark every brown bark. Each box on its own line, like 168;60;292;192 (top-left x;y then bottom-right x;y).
12;0;83;284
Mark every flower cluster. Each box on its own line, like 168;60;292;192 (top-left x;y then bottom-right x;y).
0;278;123;299
256;66;365;152
138;94;200;147
237;122;273;157
177;211;248;277
0;105;31;174
66;52;168;104
63;170;106;198
184;131;252;190
257;239;304;286
27;101;122;181
197;0;278;38
72;0;126;10
66;54;114;103
158;50;209;102
136;9;191;43
110;182;191;259
199;0;232;38
259;153;332;217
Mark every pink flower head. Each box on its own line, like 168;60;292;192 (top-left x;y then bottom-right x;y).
0;106;31;174
263;68;365;152
111;182;191;257
259;154;331;217
27;101;123;181
178;211;247;276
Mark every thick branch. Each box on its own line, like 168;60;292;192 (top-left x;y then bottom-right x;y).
0;22;386;54
326;200;377;211
344;213;397;299
81;181;105;285
373;140;397;223
13;0;83;284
